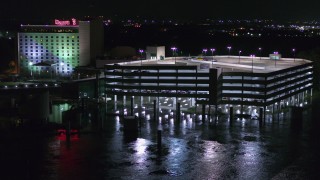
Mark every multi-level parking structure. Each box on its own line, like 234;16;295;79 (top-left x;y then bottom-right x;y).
104;56;313;116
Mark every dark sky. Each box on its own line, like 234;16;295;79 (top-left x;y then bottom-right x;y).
1;0;320;21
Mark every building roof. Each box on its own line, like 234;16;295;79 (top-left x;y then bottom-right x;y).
111;56;312;73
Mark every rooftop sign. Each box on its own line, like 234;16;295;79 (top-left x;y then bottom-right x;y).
54;18;77;26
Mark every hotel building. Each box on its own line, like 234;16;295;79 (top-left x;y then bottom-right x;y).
18;18;104;77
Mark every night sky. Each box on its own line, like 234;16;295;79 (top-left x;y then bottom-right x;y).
1;0;320;21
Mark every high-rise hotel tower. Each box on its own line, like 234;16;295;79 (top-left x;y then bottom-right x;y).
18;18;104;77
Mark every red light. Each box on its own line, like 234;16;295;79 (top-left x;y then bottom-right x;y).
56;129;79;141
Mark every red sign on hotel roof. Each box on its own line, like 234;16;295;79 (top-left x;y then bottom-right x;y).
54;18;77;26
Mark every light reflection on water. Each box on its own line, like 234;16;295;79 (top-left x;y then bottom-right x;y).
9;101;317;180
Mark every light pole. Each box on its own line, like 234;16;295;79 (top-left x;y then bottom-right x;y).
258;47;262;60
139;49;144;65
292;48;296;62
210;48;215;66
60;62;64;78
250;54;255;73
227;46;232;57
171;47;177;64
238;50;242;63
210;48;215;59
202;48;207;57
28;62;33;79
274;51;278;67
51;63;59;79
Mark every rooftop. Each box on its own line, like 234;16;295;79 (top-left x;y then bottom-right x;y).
112;56;311;73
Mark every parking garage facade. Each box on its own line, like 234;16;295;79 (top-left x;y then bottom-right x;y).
104;57;313;120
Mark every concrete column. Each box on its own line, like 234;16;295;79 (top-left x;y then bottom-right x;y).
303;91;305;105
259;107;263;127
208;105;211;122
229;106;233;126
277;101;280;120
140;96;143;118
264;106;266;123
153;100;157;121
114;95;117;110
191;98;195;106
202;104;206;123
195;104;198;122
157;130;162;154
131;96;134;116
176;102;181;122
173;97;177;110
140;96;143;107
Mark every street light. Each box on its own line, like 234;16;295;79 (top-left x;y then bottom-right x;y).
139;49;144;65
238;50;242;63
51;63;60;78
171;47;177;64
227;46;232;57
274;51;278;67
258;47;262;60
250;54;255;73
210;48;216;66
202;48;207;57
28;62;33;78
210;48;215;58
59;62;64;77
292;48;296;62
